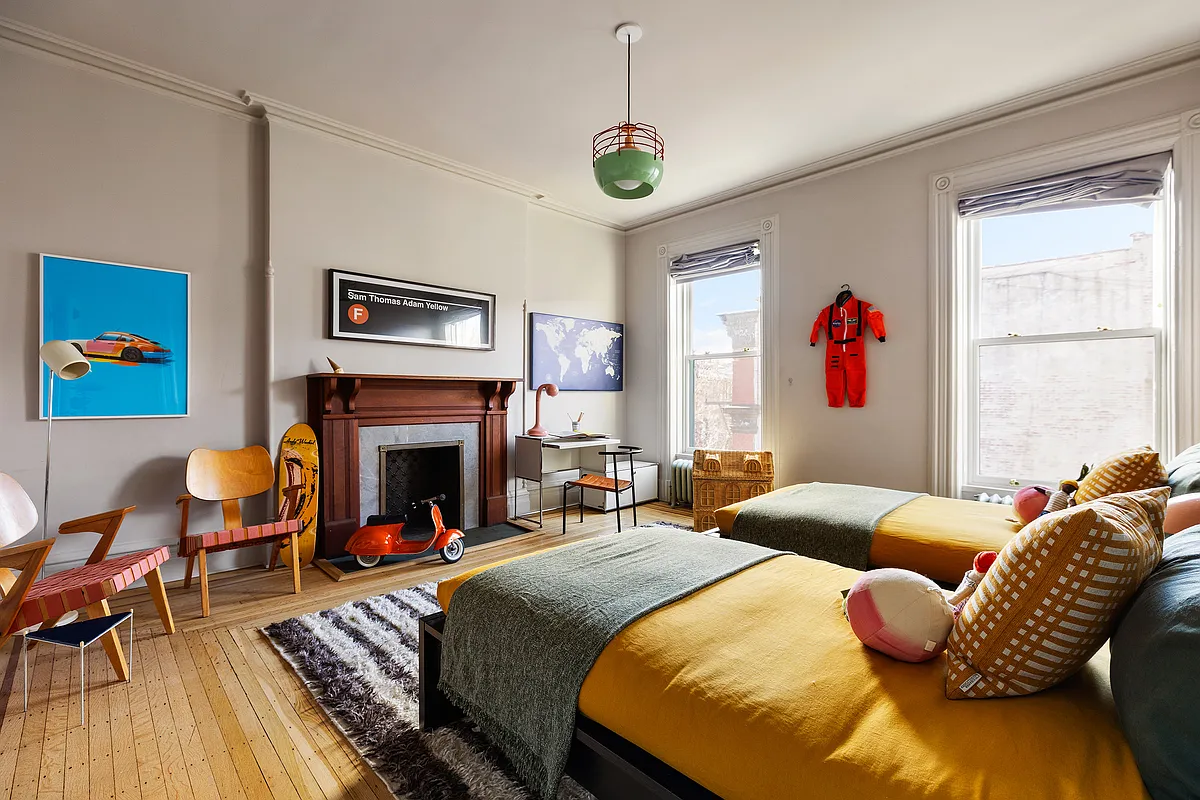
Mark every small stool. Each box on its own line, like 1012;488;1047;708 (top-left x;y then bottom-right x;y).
22;611;133;726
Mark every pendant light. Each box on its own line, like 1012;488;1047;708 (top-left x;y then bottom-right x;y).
592;23;665;199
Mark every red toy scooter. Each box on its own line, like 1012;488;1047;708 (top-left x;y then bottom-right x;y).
344;494;465;568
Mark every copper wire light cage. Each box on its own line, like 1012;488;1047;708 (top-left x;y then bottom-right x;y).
592;123;666;163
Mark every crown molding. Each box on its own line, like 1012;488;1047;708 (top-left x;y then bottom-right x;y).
241;91;623;232
0;16;622;232
626;41;1200;233
0;16;249;119
241;91;544;198
7;12;1196;238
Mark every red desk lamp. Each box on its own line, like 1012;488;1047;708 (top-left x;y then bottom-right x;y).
527;383;559;437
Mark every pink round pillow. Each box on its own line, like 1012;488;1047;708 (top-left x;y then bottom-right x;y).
1164;493;1200;535
1013;485;1051;524
845;568;955;662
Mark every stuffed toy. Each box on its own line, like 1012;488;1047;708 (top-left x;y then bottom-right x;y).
946;551;998;615
844;568;954;662
1013;486;1051;524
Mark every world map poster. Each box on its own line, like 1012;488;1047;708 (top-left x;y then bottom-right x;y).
530;312;623;391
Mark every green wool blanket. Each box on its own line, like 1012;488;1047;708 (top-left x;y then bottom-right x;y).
729;482;922;569
439;529;786;799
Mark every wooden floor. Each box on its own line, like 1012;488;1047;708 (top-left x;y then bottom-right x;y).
0;502;691;800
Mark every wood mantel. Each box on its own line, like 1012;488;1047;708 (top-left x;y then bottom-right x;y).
306;373;520;559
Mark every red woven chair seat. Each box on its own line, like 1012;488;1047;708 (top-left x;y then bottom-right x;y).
11;546;170;633
179;518;301;558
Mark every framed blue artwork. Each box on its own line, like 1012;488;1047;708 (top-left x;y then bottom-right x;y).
40;254;190;419
530;312;624;391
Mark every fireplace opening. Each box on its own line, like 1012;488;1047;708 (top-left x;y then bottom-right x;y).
379;440;466;531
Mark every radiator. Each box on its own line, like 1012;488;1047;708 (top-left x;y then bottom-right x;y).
671;458;694;506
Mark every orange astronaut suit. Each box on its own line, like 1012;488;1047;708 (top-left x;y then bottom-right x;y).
810;294;886;407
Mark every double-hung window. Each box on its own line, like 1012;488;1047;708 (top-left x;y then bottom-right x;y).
960;153;1174;491
670;241;763;452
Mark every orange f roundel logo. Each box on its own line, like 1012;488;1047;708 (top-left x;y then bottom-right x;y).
347;304;369;324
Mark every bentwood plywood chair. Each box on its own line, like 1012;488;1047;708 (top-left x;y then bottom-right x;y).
0;473;174;682
176;446;302;617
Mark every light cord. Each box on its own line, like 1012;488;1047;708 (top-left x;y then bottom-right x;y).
626;33;631;125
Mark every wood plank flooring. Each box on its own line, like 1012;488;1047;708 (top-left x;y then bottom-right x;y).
0;503;691;800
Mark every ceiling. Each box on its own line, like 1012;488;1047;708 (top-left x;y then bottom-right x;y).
4;1;1200;228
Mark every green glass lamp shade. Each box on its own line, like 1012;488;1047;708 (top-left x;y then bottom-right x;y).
593;148;664;199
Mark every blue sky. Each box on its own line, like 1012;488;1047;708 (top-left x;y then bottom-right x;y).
691;269;761;353
981;203;1155;266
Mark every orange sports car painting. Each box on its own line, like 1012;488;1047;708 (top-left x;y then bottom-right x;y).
71;331;172;363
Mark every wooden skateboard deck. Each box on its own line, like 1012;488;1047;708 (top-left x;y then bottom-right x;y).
277;423;319;568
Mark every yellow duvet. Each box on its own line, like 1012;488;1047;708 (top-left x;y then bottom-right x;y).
716;490;1021;584
439;551;1145;800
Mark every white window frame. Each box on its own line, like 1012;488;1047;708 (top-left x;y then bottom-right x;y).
964;182;1172;493
657;217;779;497
929;110;1200;498
678;265;764;452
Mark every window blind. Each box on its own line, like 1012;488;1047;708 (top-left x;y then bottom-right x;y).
957;152;1172;218
668;240;760;282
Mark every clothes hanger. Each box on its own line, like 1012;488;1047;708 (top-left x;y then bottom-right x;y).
835;284;853;307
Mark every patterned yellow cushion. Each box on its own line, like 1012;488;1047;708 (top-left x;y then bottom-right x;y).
946;487;1168;699
1075;446;1167;504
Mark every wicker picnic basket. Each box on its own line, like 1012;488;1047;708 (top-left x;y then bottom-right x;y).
691;449;775;531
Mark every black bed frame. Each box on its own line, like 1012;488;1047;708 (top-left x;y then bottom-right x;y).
419;611;721;800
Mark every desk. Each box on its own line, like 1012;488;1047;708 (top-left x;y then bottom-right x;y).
515;435;620;527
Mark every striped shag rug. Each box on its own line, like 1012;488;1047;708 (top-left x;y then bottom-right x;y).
262;524;689;798
264;583;593;800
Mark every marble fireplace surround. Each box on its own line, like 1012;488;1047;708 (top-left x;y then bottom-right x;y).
359;423;480;529
305;373;519;560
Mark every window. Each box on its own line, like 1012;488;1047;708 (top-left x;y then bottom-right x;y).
673;253;762;451
966;182;1171;489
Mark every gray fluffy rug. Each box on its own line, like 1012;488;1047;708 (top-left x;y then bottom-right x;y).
262;522;691;799
264;582;594;800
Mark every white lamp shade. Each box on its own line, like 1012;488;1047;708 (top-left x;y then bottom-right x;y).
39;340;90;380
0;473;38;548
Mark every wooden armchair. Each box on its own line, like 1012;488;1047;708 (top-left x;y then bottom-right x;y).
176;445;302;618
0;473;174;682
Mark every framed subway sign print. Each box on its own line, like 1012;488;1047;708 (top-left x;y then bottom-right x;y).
328;269;495;351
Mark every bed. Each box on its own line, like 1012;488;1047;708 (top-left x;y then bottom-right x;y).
716;486;1021;584
422;540;1146;800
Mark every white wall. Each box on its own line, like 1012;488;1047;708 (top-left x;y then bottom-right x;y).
0;48;266;579
0;45;626;583
267;123;530;440
523;206;625;441
267;126;627;516
626;65;1200;494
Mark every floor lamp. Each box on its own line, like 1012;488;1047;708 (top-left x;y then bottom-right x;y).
38;341;90;595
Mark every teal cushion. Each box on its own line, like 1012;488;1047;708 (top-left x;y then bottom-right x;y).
1111;526;1200;800
1165;444;1200;497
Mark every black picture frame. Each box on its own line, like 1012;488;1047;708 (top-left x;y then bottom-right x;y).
328;269;496;351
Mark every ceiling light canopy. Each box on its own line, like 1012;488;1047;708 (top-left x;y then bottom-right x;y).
592;23;664;200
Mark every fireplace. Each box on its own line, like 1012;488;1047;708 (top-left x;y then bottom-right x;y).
306;373;519;560
379;440;465;530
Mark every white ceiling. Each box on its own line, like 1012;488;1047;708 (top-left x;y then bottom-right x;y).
4;1;1200;228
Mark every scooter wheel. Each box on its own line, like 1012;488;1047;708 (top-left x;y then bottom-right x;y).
439;539;464;564
355;554;382;569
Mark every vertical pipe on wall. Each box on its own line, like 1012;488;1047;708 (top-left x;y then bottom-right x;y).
262;120;276;514
264;120;274;437
513;298;529;518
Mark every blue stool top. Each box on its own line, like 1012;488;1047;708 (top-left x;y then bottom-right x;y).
24;612;132;648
